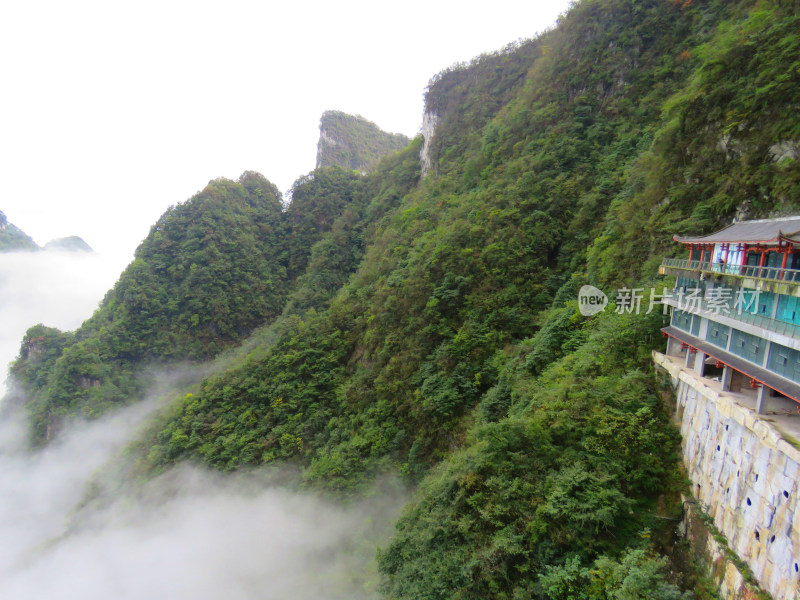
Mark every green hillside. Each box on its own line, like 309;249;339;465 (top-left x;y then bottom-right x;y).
316;110;411;172
9;157;421;443
11;172;289;441
7;0;800;597
0;210;38;251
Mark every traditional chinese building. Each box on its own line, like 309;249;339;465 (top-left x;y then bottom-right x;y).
659;215;800;413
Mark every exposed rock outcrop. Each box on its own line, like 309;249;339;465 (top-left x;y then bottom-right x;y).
315;110;410;172
419;111;440;177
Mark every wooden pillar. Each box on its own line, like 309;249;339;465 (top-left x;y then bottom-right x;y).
685;347;694;368
781;247;789;280
741;243;748;274
758;247;767;278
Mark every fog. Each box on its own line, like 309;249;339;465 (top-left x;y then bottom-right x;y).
0;401;404;599
0;251;404;598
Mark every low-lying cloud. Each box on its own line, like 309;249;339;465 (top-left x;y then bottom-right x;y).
0;401;403;599
0;250;403;598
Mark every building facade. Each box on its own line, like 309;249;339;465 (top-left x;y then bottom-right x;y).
659;215;800;413
657;216;800;600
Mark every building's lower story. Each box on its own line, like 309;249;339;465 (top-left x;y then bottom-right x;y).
662;320;800;416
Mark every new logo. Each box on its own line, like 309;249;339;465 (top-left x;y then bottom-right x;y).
578;285;608;316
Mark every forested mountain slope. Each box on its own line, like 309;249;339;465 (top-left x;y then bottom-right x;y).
7;0;800;597
8;159;420;442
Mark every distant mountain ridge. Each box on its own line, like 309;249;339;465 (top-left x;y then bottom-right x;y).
0;210;38;251
43;236;93;252
0;210;92;253
315;110;410;172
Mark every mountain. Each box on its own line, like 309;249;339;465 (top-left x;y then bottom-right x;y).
43;236;93;252
0;210;93;253
9;172;290;441
315;110;410;172
7;0;800;597
9;160;421;443
0;211;37;251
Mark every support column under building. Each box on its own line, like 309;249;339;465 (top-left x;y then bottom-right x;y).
666;336;678;357
694;351;707;376
685;347;694;368
755;384;769;414
721;365;733;392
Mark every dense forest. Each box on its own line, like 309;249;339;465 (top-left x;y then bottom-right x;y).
6;0;800;597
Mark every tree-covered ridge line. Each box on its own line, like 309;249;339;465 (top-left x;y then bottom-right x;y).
7;0;800;597
316;110;411;173
8;145;422;444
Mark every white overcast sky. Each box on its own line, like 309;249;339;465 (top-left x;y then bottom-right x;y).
1;0;572;268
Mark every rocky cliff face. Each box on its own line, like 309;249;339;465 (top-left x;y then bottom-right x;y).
419;111;440;177
315;110;410;172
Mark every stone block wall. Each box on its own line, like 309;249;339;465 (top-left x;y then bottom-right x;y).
680;494;768;600
654;352;800;600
